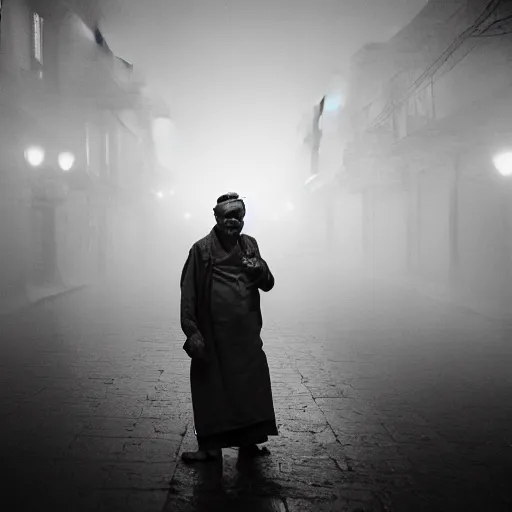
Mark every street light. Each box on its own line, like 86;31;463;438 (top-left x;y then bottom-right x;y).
324;92;344;112
58;151;75;172
492;151;512;177
24;146;45;167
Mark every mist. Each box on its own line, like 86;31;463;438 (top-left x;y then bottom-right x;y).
2;0;512;511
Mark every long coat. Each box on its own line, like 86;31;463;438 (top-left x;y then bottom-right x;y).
180;228;275;439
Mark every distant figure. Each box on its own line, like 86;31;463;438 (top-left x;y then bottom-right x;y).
180;192;278;462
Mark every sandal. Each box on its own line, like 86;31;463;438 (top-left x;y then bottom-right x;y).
181;449;222;463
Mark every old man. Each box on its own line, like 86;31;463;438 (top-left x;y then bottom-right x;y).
180;192;278;462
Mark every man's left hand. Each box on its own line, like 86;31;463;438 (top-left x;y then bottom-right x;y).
243;256;265;276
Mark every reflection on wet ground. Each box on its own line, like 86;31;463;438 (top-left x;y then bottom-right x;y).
164;447;286;512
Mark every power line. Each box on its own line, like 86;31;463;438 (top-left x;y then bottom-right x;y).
434;41;480;80
371;0;502;127
369;0;505;131
410;0;500;81
471;30;512;37
475;13;512;34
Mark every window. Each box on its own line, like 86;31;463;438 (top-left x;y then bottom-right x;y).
32;12;43;64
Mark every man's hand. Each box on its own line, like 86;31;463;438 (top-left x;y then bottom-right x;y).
184;332;208;362
242;256;265;276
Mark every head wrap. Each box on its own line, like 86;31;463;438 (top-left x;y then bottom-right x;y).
213;192;246;217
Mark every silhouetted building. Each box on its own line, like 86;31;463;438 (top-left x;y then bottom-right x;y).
0;0;171;313
344;0;512;319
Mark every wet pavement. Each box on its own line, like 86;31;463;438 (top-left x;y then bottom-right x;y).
1;259;512;511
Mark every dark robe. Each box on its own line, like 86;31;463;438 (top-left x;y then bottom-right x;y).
180;227;278;450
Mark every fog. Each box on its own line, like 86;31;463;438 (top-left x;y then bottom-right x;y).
101;1;427;183
3;1;512;509
87;1;429;304
99;181;366;323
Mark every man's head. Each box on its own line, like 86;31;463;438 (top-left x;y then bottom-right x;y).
213;192;246;237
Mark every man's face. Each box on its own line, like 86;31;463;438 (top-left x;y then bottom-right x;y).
216;208;245;237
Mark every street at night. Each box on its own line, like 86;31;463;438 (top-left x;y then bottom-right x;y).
2;260;511;511
2;0;512;510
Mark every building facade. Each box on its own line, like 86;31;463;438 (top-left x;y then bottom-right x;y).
298;78;363;265
0;0;171;313
344;0;512;319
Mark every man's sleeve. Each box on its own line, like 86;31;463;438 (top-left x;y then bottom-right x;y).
180;247;202;339
253;239;275;292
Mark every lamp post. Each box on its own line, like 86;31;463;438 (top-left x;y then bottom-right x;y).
24;145;76;286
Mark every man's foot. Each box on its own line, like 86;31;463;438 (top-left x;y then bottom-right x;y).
238;444;270;458
181;448;222;463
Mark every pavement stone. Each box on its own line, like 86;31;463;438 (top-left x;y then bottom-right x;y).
1;266;512;511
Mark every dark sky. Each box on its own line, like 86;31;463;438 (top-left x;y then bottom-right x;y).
102;0;426;193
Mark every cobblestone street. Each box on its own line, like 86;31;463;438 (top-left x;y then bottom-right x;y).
1;259;512;511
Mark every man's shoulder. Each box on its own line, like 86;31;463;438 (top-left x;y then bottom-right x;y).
241;233;258;244
241;233;259;250
189;232;213;254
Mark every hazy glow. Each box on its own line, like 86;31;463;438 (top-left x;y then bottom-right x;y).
184;212;192;220
493;152;512;177
25;146;45;167
58;152;75;172
324;93;343;112
156;191;165;199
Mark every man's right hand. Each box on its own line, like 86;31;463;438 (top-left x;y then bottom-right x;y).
185;332;208;362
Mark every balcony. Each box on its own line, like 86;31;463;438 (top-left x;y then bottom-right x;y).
55;17;142;112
